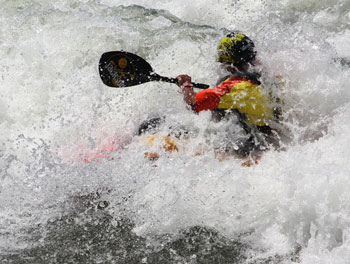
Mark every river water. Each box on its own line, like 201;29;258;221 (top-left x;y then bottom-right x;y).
1;0;350;263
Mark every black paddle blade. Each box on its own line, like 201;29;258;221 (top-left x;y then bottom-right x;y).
99;51;154;88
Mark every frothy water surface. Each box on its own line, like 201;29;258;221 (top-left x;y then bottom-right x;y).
1;0;350;263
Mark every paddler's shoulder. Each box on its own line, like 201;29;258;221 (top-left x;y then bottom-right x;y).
216;72;261;86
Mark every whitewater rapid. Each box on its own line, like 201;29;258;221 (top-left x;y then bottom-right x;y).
1;0;350;263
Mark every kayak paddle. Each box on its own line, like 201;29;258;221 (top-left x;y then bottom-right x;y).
98;51;209;89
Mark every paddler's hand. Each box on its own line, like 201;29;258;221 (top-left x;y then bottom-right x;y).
176;74;192;87
176;75;196;110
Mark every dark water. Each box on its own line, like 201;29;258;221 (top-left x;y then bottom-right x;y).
1;194;301;264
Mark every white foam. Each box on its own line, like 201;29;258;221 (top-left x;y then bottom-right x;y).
1;0;350;260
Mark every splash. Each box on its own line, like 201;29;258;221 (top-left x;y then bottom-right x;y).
1;0;350;263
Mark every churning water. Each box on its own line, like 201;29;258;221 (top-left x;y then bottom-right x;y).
1;0;350;263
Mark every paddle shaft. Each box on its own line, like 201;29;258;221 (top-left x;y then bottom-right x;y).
151;74;209;89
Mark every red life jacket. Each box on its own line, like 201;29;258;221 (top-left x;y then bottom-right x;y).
194;76;274;127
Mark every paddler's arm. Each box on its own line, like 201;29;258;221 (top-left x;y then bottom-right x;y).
176;74;197;110
176;74;221;113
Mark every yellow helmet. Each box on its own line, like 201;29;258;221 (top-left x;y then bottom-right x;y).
217;32;256;66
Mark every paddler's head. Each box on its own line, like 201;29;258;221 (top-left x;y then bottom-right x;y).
217;32;257;72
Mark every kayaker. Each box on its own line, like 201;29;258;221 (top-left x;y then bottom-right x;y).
176;32;282;159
